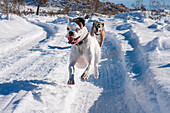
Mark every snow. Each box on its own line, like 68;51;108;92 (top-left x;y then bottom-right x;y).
0;11;170;113
0;14;46;58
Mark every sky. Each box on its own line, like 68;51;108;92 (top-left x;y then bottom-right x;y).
102;0;170;10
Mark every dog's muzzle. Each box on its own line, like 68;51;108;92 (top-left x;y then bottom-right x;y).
67;35;80;44
95;28;101;35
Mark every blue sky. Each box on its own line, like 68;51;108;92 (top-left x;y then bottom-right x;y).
101;0;170;10
109;0;141;8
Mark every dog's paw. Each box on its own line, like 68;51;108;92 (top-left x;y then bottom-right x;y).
81;73;89;81
67;80;75;85
94;74;99;80
81;76;88;81
94;70;99;79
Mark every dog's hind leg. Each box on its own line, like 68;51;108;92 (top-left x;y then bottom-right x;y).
94;63;99;79
81;64;92;80
81;55;93;81
94;48;101;79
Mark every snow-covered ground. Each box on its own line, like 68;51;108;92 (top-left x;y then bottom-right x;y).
0;11;169;113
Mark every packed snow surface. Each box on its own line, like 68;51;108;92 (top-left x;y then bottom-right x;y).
0;11;170;113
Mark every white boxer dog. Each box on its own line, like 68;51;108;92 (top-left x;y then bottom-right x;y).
66;17;101;85
91;22;105;47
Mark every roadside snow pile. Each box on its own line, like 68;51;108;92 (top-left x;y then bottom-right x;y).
113;11;170;113
0;14;45;57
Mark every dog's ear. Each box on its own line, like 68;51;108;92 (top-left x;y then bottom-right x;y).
74;17;85;29
92;22;95;27
75;17;85;27
102;23;104;27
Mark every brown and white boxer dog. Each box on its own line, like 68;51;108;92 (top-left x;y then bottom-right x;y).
66;17;101;85
91;22;105;47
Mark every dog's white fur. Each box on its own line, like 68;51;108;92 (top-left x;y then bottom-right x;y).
66;17;101;85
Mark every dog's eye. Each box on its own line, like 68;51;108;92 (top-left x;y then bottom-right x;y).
67;27;70;31
75;28;80;32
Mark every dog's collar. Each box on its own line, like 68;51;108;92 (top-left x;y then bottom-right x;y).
75;33;89;46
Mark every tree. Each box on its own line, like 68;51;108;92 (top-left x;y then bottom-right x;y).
65;5;70;14
141;4;146;11
36;0;48;15
131;0;145;10
12;0;22;15
94;0;102;12
149;0;169;11
89;0;102;13
3;0;9;14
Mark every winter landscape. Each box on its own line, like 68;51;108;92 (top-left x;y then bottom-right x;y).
0;0;170;113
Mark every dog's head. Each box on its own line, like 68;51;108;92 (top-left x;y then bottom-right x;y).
66;17;86;44
93;22;104;35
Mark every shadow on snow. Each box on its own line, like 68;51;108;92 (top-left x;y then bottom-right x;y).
48;45;71;50
0;80;56;95
158;63;170;68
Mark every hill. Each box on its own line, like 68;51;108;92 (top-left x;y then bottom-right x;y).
0;0;131;15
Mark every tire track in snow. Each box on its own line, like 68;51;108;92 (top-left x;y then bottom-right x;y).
68;82;102;113
116;12;162;113
87;31;130;113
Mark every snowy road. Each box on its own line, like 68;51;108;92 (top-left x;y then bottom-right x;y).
0;12;170;113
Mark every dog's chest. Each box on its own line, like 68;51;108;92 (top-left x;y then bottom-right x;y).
74;45;89;69
77;45;86;55
95;35;101;43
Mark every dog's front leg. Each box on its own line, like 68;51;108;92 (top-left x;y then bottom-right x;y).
67;62;76;85
67;47;79;85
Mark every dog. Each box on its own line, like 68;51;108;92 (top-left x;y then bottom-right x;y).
91;22;105;47
66;17;101;85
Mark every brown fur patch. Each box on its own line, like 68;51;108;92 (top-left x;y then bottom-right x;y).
74;17;85;29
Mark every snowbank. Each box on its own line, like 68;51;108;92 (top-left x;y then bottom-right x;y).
115;11;170;113
0;14;46;57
